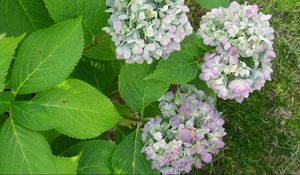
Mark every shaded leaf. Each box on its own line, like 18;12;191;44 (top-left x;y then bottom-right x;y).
115;125;132;144
71;59;121;94
143;102;162;118
0;91;14;114
64;140;116;174
0;0;54;36
40;129;60;143
51;135;80;156
0;113;8;130
83;33;116;61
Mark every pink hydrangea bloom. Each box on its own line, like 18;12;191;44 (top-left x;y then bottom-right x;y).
141;85;226;174
198;1;276;103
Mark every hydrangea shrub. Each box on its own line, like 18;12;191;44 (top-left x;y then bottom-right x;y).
0;0;275;174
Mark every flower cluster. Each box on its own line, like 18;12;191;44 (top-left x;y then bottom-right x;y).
141;85;226;174
103;0;193;64
198;2;276;103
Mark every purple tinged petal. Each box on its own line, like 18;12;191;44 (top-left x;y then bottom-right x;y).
201;152;212;163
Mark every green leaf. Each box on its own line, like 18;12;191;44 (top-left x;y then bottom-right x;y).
55;156;78;174
119;63;169;114
146;51;199;84
83;33;116;61
0;34;25;92
63;140;116;174
114;103;134;119
40;129;60;143
44;0;108;44
11;18;84;94
0;113;9;130
51;135;80;155
0;91;14;114
143;102;162;118
111;130;159;174
0;0;54;36
115;125;132;144
11;101;59;131
196;0;230;10
181;32;208;57
0;118;57;174
32;79;122;139
71;59;121;94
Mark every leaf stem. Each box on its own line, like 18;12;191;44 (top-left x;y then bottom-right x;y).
109;89;119;97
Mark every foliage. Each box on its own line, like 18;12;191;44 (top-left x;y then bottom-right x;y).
0;0;298;174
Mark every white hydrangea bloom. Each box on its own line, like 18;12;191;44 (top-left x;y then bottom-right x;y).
198;2;276;103
103;0;193;64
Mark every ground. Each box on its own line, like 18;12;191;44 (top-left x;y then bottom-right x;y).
186;0;300;174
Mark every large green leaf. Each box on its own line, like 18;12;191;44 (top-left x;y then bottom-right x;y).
11;101;59;131
0;0;54;36
44;0;108;44
0;91;14;114
32;79;122;139
0;118;57;174
111;130;159;174
63;140;116;174
71;59;121;94
146;51;199;84
83;33;116;61
0;34;25;92
119;63;169;115
55;156;78;174
196;0;230;10
11;18;84;94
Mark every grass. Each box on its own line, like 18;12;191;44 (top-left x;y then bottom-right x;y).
187;0;300;174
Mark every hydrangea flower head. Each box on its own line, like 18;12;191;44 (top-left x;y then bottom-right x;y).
103;0;193;64
198;2;275;103
141;85;226;174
